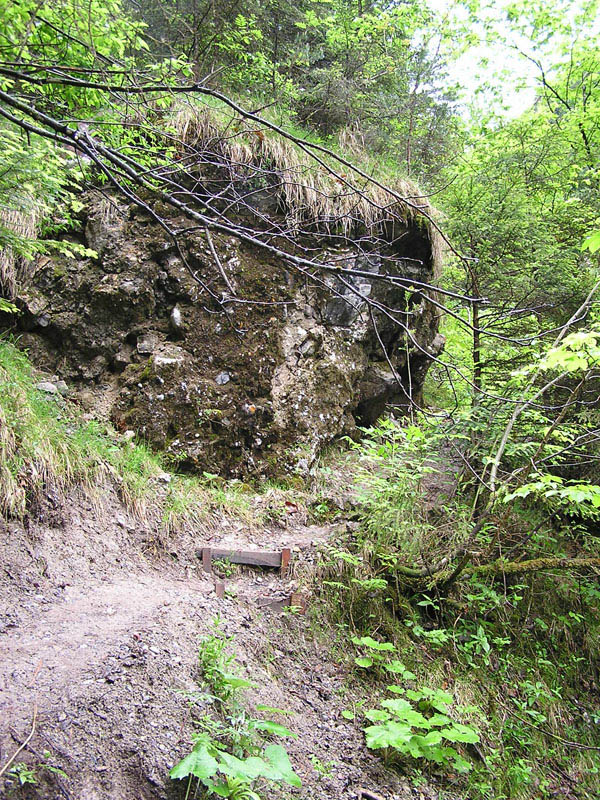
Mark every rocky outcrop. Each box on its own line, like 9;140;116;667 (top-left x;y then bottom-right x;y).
12;193;443;477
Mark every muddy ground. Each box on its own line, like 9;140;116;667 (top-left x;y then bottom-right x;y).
0;486;452;800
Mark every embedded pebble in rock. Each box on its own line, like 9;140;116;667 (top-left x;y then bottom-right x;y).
36;380;59;394
169;305;183;332
215;371;231;385
152;344;186;367
136;334;159;355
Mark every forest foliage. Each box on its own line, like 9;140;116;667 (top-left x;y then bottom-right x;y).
1;0;600;797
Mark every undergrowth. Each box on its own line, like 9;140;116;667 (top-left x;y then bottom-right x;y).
308;418;600;799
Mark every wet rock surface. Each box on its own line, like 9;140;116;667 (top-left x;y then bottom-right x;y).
13;194;443;476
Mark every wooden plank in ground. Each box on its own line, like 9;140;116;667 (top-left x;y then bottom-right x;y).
289;591;306;614
199;547;292;574
210;548;282;567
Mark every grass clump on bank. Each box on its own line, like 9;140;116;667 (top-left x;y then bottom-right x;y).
0;339;128;516
167;97;443;274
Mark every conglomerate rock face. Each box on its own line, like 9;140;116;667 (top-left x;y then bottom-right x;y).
13;194;443;477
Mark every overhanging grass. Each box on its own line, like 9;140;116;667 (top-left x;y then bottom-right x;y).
166;96;443;275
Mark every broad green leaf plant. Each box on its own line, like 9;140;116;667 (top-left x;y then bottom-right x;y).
349;635;480;774
170;737;301;799
171;622;300;800
363;687;479;774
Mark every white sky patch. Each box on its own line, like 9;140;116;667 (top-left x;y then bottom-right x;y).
426;0;538;117
426;0;600;119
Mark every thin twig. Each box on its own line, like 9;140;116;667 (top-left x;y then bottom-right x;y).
204;225;236;295
512;712;600;752
0;704;38;778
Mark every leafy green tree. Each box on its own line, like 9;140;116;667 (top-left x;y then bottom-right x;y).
440;28;600;393
127;0;463;177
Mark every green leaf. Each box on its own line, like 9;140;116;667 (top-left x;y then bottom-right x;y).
427;713;452;727
355;656;374;668
407;688;453;712
211;782;233;797
420;729;444;746
251;719;297;738
380;698;429;727
351;636;395;651
220;672;255;689
386;685;406;694
365;709;392;722
0;298;19;314
217;752;264;782
364;721;412;749
449;749;473;773
582;231;600;253
385;660;407;673
170;745;218;780
263;744;302;787
441;724;480;743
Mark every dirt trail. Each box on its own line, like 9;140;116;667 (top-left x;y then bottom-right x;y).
0;491;429;800
0;574;212;726
0;565;226;799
